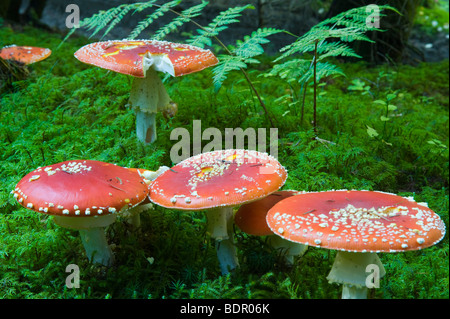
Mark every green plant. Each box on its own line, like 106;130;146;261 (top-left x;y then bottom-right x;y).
366;91;399;144
347;78;373;96
265;4;399;135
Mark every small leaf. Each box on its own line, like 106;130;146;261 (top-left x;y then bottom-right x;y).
366;125;379;137
387;104;397;111
386;93;397;101
373;99;386;105
380;116;390;121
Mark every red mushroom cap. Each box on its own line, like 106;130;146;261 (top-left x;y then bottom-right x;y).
235;190;301;236
74;40;218;78
0;45;51;64
266;190;446;253
12;160;149;217
149;149;288;210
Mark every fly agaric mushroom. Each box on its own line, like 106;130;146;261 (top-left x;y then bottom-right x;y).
74;40;218;144
0;45;51;64
266;190;446;299
149;149;288;274
235;190;308;265
12;160;150;266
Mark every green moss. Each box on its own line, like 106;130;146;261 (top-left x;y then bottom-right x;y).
0;22;448;300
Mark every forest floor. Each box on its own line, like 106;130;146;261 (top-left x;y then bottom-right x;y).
0;12;448;301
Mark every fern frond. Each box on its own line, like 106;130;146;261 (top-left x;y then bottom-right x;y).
187;5;254;48
234;28;283;58
60;7;114;46
263;59;310;82
317;4;398;31
101;3;141;39
153;1;209;41
317;41;361;60
87;6;129;39
299;61;345;84
128;0;181;40
211;27;281;91
265;59;344;84
277;4;397;61
211;55;247;92
132;0;160;14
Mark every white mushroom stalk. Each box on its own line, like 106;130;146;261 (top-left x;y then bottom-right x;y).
130;59;173;144
326;251;386;299
205;207;239;274
53;215;116;267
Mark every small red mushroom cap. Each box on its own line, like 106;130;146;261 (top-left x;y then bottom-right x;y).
12;160;149;217
266;190;446;253
235;190;301;236
149;149;288;210
74;40;218;78
0;45;51;64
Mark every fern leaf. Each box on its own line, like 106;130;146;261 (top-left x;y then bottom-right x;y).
211;27;281;91
101;3;140;39
188;5;254;48
317;41;361;60
89;6;125;39
298;61;345;84
234;28;283;58
128;0;181;40
153;1;209;41
277;4;397;61
132;0;160;14
212;55;247;92
263;59;311;82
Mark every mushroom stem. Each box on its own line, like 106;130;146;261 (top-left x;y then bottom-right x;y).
79;228;114;267
124;203;154;228
326;251;386;299
135;111;157;144
341;285;368;299
205;207;231;241
53;215;116;267
206;207;240;274
267;235;308;265
129;68;171;144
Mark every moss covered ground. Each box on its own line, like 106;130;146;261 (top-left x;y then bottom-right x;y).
0;20;448;300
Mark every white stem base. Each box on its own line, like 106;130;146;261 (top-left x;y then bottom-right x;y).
342;285;368;299
206;207;240;274
127;213;141;229
216;237;239;275
327;251;386;299
135;111;157;144
124;203;154;229
53;215;116;266
79;228;114;267
129;68;171;144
